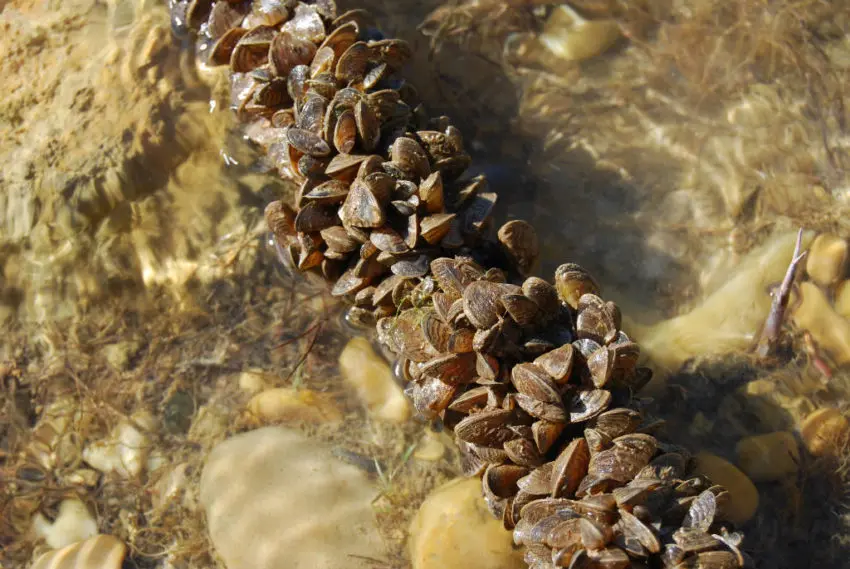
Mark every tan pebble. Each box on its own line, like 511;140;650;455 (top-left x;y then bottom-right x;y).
200;427;383;569
835;280;850;319
693;452;759;524
409;478;525;569
413;430;448;462
800;408;850;457
339;337;410;423
805;234;848;287
735;432;800;482
744;379;774;396
792;282;850;365
31;534;127;569
540;4;621;62
237;370;268;393
64;469;100;487
32;499;98;549
247;387;342;424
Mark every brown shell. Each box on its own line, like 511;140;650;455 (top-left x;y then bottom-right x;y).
294;202;337;233
370;225;409;254
515;393;567;423
319;21;358;59
517;462;554;495
532;420;565;454
501;293;539;327
463;280;505;329
390;309;440;362
287;128;331;157
336;41;370;83
410;376;458;418
504;438;544;468
569;389;612;423
339;180;385;228
555;263;601;309
511;364;562;405
354;99;380;151
419;353;476;385
210;27;247;66
590;408;642;440
448;385;491;413
270;31;317;78
498;220;539;276
454;408;516;447
534;344;575;383
551;437;590;498
587;346;614;388
333;109;357;154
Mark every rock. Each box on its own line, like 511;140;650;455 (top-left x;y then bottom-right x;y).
692;452;759;525
735;432;800;482
200;427;384;569
237;370;269;393
636;231;813;392
30;534;127;569
247;387;343;424
791;281;850;365
82;411;155;478
805;234;848;287
800;408;850;457
32;499;98;549
408;477;525;569
339;337;411;423
413;429;449;462
539;5;621;63
102;341;140;371
835;280;850;320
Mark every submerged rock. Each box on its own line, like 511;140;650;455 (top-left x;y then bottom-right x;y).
32;499;98;550
30;534;127;569
805;234;848;287
792;282;850;366
408;477;525;569
200;427;384;569
735;432;800;482
246;387;343;424
636;231;813;391
800;408;850;457
339;337;411;423
693;452;759;525
82;411;156;478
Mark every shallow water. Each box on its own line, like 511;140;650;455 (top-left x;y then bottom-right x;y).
2;0;850;568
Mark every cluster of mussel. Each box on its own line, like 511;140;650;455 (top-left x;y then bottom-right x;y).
171;0;750;567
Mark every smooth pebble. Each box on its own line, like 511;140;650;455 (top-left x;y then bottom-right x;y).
693;452;759;524
805;234;848;287
800;408;850;457
539;4;621;62
835;279;850;319
792;281;850;365
408;477;525;569
247;387;343;424
30;534;126;569
200;427;384;569
32;499;98;549
339;337;411;423
413;430;449;462
82;411;155;477
735;431;800;482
